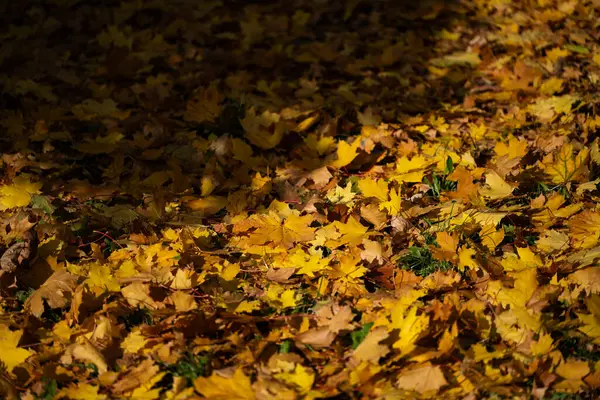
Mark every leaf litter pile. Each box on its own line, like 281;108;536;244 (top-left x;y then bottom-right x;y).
2;0;600;398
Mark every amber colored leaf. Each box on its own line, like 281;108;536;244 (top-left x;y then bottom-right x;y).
568;210;600;249
184;84;223;124
352;326;389;364
245;212;315;249
542;142;590;184
479;170;514;199
26;269;78;318
430;231;458;262
396;363;447;394
194;368;255;400
185;196;228;216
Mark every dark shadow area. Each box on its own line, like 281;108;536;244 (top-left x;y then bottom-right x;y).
0;0;471;183
0;0;475;277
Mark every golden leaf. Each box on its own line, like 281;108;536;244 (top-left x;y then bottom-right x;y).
194;368;255;400
542;142;590;184
0;175;42;210
0;325;33;371
479;170;514;199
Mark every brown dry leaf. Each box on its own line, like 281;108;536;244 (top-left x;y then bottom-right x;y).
25;269;78;317
168;291;197;312
184;84;223;124
112;358;159;393
396;363;447;394
61;337;108;374
352;326;389;364
296;328;336;349
121;282;158;309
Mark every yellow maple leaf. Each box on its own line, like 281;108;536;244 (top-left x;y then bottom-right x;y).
244;212;315;249
274;362;315;394
529;95;578;122
121;328;148;354
568;210;600;249
194;368;255;400
530;332;554;356
285;249;330;277
531;193;583;227
494;135;528;161
379;187;402;216
235;300;262;314
121;282;157;309
391;305;429;356
557;360;590;380
116;260;138;279
171;268;198;289
438;323;458;354
221;263;240;281
128;371;166;400
578;313;600;345
326;182;356;205
547;47;569;63
542;142;590;184
332;252;367;280
304;134;335;155
554;360;590;392
330;140;360;168
265;285;299;309
352;326;389;364
231;138;254;163
358;178;388;201
540;77;564;95
458;247;479;271
0;175;42;210
0;325;33;371
348;361;382;386
393;155;434;183
86;264;120;293
501;246;542;272
479;170;514;199
469;123;488;140
58;383;107;400
62;337;108;373
241;108;285;149
488;268;537;309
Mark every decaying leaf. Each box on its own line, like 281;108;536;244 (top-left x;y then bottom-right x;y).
25;269;77;317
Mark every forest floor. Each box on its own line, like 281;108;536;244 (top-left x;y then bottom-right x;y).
1;0;600;399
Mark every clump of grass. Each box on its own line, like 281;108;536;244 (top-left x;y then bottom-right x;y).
423;157;457;198
120;307;154;330
398;246;452;277
169;352;211;384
